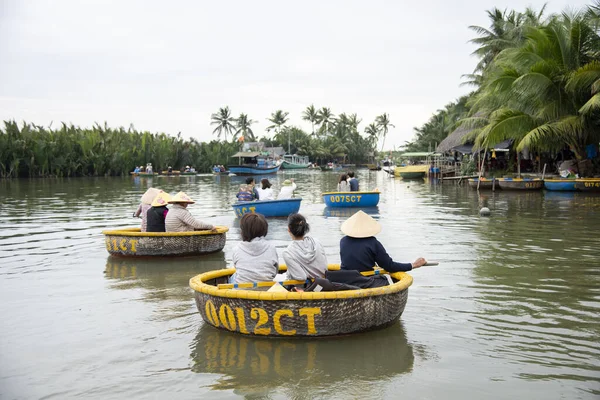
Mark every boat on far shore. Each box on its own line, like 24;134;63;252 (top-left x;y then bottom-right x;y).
281;154;311;169
228;151;281;176
497;178;544;190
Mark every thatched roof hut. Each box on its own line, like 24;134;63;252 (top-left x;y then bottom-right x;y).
436;124;474;154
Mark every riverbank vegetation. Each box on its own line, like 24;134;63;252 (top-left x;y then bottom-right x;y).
404;2;600;174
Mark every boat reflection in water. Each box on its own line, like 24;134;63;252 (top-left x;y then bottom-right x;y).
323;206;380;219
190;321;416;396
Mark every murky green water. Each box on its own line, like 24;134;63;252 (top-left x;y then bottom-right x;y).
1;171;599;399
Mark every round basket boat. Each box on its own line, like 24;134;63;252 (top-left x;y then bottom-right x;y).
321;191;380;208
102;226;229;257
189;264;413;337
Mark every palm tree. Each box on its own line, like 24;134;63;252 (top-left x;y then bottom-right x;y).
375;113;395;151
210;106;236;141
348;113;362;132
364;123;380;150
267;110;290;152
234;113;256;142
469;14;600;175
302;105;319;135
316;107;336;137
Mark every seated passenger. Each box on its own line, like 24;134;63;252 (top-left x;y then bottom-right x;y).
277;179;296;199
236;184;254;202
146;191;170;232
340;210;427;277
246;177;259;199
283;213;327;281
337;174;350;192
256;178;275;200
134;187;161;232
348;171;359;191
165;192;216;232
230;213;279;284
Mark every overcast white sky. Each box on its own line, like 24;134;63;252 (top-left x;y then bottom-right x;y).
0;0;589;150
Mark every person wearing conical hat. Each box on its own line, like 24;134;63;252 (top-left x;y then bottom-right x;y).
146;191;171;232
165;192;216;232
134;188;161;232
340;210;427;275
277;178;296;200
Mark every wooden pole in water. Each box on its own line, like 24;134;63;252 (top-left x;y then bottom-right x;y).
542;163;547;180
477;150;486;191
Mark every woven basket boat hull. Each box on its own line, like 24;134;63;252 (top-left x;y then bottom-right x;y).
544;179;577;191
102;227;228;257
190;265;412;337
574;178;600;192
321;191;380;208
468;178;496;189
497;178;544;190
232;198;301;218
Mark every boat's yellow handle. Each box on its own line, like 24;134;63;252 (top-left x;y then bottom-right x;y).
217;269;391;289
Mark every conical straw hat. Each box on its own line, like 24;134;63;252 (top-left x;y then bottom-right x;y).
340;210;381;238
151;191;171;207
141;188;161;205
169;191;195;204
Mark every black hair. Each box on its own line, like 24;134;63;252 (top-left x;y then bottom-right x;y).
288;213;310;238
261;179;272;189
240;213;268;242
339;174;348;183
348;171;355;178
246;177;255;185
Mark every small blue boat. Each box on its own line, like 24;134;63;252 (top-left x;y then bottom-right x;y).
232;198;302;218
227;164;281;176
544;179;577;191
322;191;380;208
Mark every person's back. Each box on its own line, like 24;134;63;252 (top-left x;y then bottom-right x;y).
165;192;214;232
236;185;254;202
337;174;350;192
277;179;296;199
283;214;327;281
147;192;170;232
256;179;275;200
231;213;279;284
348;171;359;191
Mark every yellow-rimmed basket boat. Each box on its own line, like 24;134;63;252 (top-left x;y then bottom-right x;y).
102;226;228;257
189;264;413;337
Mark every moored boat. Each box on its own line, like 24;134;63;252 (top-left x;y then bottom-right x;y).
574;178;600;192
161;170;181;175
232;198;302;218
322;191;380;207
468;177;497;190
189;264;413;337
228;151;281;176
497;178;544;190
281;154;311;169
102;227;229;257
544;179;577;191
180;172;197;176
130;172;158;177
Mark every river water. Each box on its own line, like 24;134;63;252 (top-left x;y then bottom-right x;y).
1;171;599;399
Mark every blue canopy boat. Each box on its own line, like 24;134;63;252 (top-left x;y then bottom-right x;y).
228;151;281;176
544;179;577;191
322;191;380;208
232;198;302;218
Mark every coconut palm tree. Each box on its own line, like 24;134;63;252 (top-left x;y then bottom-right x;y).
302;104;319;135
316;107;336;137
211;106;236;141
469;13;600;175
375;113;395;151
234;113;256;142
364;123;379;150
267;110;290;152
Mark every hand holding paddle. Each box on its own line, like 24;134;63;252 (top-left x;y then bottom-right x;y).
411;258;439;269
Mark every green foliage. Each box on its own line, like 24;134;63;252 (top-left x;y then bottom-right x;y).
0;121;239;178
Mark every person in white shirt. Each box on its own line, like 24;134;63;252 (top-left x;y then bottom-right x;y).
277;179;296;199
256;178;275;200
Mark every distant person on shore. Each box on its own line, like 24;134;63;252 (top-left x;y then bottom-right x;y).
348;171;359;191
283;213;327;281
134;187;161;232
340;211;427;282
337;174;350;192
236;184;254;202
257;179;275;200
165;192;216;232
246;177;259;199
277;179;296;199
146;191;170;232
230;213;279;284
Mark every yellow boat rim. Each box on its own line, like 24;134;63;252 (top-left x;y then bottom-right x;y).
102;226;229;237
189;264;413;301
321;191;380;195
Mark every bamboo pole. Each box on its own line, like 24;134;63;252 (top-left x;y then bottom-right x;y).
542;163;547;180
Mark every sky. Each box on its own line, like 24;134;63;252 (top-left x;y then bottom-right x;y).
0;0;590;150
